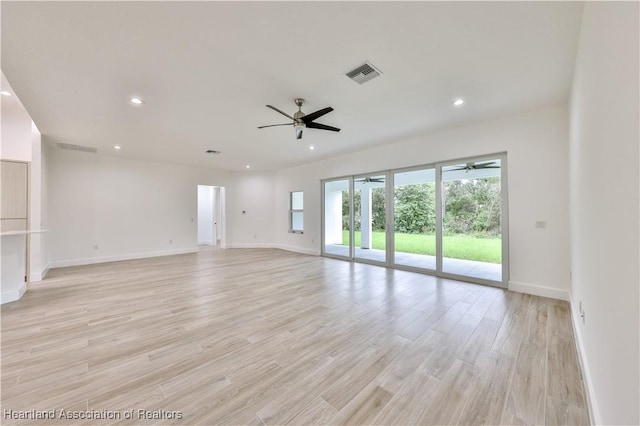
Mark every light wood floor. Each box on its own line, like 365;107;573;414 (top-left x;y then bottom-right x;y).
1;248;590;425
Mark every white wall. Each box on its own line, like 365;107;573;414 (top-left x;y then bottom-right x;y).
569;2;639;424
276;105;571;298
29;121;45;280
197;185;215;245
40;139;50;275
47;145;233;267
227;171;276;248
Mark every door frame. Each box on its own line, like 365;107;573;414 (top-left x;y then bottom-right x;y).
436;152;509;288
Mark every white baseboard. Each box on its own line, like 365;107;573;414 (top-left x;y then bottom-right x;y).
198;240;215;246
225;242;320;256
569;295;600;425
508;281;570;301
48;247;198;268
1;282;26;304
272;244;321;256
227;243;275;249
29;265;50;282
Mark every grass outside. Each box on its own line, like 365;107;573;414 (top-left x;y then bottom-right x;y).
342;230;501;263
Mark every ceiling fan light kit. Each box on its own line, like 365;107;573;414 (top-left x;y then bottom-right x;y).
258;98;340;140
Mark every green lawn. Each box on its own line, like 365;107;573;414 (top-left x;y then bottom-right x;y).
342;231;501;263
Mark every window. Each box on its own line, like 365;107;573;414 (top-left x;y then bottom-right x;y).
289;191;304;233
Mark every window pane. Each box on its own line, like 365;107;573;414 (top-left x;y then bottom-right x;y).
291;191;303;210
393;168;436;270
442;158;502;282
291;211;304;231
323;179;350;257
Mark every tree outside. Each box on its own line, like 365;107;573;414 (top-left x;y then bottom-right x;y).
338;177;502;263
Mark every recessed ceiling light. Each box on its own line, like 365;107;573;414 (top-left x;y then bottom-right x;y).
245;165;251;169
113;145;121;150
130;97;144;105
0;91;11;97
309;146;315;150
453;98;465;107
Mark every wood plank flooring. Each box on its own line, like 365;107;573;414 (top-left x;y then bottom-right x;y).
1;248;590;425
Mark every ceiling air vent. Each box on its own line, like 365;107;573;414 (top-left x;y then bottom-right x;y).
56;142;98;154
346;62;382;85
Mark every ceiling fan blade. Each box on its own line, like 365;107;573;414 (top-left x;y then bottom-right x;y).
301;107;333;124
296;128;303;140
257;123;293;129
306;122;341;132
356;177;385;183
266;105;294;120
475;161;497;168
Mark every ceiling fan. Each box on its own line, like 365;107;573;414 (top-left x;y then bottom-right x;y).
258;98;340;140
447;161;500;172
355;177;385;183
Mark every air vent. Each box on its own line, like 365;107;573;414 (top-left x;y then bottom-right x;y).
56;142;98;154
205;150;221;154
346;62;382;85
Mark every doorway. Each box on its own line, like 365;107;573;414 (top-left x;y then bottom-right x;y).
197;185;224;247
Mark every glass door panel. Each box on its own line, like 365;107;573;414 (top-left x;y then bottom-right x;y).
393;168;436;270
323;179;351;258
441;159;502;282
353;174;387;263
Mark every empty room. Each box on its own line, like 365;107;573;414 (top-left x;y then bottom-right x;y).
1;2;638;425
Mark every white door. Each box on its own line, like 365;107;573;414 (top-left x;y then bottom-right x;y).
197;185;215;245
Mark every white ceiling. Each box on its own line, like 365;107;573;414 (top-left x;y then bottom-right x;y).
1;2;583;171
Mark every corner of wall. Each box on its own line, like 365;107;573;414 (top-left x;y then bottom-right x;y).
0;282;27;304
508;281;570;301
568;293;601;425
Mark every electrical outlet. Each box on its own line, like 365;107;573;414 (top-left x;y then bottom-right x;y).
93;245;98;250
535;221;547;229
169;240;173;244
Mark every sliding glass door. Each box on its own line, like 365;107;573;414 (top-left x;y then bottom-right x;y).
353;174;387;264
440;158;504;282
322;154;508;287
393;168;436;271
322;179;351;258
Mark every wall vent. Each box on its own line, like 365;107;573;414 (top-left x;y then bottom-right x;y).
56;142;98;154
346;62;382;85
